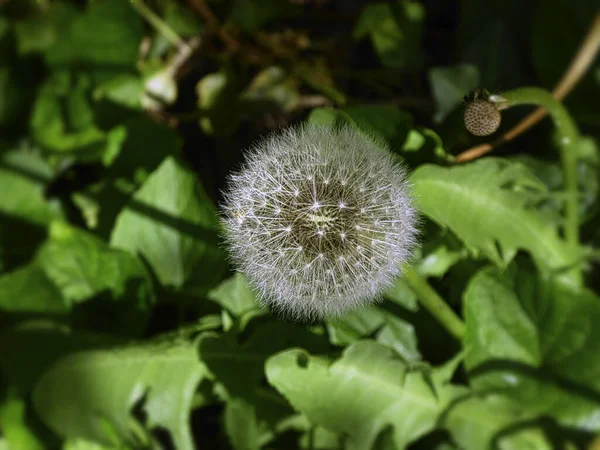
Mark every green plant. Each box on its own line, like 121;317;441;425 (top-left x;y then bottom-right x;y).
0;1;599;449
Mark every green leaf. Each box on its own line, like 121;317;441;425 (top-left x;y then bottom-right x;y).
0;149;62;226
376;314;421;363
411;158;578;273
463;266;600;431
0;396;44;450
428;64;479;123
266;340;458;449
93;74;145;110
0;320;122;395
207;273;263;317
110;157;226;289
223;398;261;450
13;3;72;56
33;221;153;335
354;2;425;70
33;337;205;450
0;265;66;317
29;72;107;154
326;306;386;346
45;0;143;68
442;395;552;450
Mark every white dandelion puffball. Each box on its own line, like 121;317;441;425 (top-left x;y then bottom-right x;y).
220;124;418;320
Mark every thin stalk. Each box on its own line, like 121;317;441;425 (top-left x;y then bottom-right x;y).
500;88;580;250
403;266;465;340
130;0;188;49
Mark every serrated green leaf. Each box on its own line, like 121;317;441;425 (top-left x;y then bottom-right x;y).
110;157;226;289
33;338;205;450
411;158;578;274
463;266;600;431
266;340;458;449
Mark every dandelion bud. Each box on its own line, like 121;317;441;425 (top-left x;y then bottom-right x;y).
463;99;502;137
220;124;418;320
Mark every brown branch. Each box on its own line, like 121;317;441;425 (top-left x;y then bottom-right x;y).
455;12;600;163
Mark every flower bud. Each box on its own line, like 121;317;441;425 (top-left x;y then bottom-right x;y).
220;124;418;320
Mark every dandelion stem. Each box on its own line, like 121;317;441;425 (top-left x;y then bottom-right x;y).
130;0;188;49
500;88;580;252
403;266;465;340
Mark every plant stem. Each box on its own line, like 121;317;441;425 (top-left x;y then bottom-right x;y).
500;88;580;250
130;0;187;49
403;266;465;340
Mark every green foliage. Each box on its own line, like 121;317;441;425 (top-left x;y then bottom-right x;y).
0;0;598;449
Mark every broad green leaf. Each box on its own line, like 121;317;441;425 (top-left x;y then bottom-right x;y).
354;2;424;70
463;266;600;431
45;0;143;67
266;340;458;449
411;158;578;273
34;221;153;334
33;337;205;450
110;157;226;289
442;395;552;450
428;64;479;123
0;221;153;334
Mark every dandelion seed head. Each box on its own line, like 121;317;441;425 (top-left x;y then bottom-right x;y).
220;124;418;320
